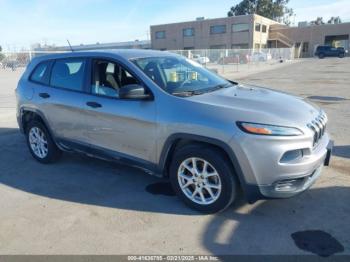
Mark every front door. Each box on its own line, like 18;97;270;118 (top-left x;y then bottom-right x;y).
82;58;157;164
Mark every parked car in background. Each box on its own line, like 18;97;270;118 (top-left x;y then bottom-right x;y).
192;54;210;64
1;59;18;70
16;50;333;213
250;51;272;62
217;53;249;64
315;46;347;58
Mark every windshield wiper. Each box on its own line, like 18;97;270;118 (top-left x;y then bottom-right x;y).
172;90;202;97
172;83;233;97
196;83;233;94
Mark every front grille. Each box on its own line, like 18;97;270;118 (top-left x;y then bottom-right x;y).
307;113;327;147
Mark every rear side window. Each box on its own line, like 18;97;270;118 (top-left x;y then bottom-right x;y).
50;58;86;91
30;61;50;84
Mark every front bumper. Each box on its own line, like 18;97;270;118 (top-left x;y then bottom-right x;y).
257;140;333;199
228;129;333;201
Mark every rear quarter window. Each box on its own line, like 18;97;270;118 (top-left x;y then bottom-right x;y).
30;61;51;85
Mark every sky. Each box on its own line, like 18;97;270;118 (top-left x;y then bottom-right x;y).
1;0;350;51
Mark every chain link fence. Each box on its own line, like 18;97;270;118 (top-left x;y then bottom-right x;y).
0;48;294;75
170;48;295;75
0;51;67;71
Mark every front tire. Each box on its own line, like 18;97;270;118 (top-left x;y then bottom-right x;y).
26;120;62;163
169;144;237;213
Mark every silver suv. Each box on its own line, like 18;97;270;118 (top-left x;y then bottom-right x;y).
16;50;333;213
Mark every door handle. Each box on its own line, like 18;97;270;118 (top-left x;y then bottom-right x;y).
39;93;50;99
86;101;102;108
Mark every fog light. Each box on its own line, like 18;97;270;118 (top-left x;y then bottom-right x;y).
275;180;300;192
274;177;306;192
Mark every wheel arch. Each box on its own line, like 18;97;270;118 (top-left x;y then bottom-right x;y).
159;133;263;203
159;134;251;192
20;108;59;146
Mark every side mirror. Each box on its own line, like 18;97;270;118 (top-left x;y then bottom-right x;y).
119;84;152;100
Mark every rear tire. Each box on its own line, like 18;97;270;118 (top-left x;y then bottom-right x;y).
318;53;325;59
169;144;237;213
25;120;62;164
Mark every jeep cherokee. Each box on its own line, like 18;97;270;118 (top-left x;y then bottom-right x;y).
16;50;333;213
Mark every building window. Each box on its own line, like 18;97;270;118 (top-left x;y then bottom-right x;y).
210;44;226;49
210;25;226;34
184;47;194;50
254;43;260;49
183;28;194;37
232;43;249;49
255;23;261;32
262;25;267;33
232;23;250;32
155;31;166;39
302;42;309;52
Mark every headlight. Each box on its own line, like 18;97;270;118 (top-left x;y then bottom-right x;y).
237;122;303;136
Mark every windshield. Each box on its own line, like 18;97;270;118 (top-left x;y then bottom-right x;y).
132;56;234;96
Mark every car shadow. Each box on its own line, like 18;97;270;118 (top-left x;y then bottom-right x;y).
0;128;197;215
0;127;19;135
1;128;350;255
202;186;349;256
333;145;350;159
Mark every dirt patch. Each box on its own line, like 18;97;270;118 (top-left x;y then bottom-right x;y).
291;230;344;257
307;96;347;102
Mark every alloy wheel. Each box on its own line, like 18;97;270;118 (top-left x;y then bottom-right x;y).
177;157;222;205
28;127;48;159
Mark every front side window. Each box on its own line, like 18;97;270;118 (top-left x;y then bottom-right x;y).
183;28;194;37
30;61;50;84
50;58;86;91
155;31;166;39
132;56;233;96
232;23;249;32
91;59;140;98
210;25;226;34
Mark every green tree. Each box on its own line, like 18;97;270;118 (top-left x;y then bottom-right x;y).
310;17;325;25
327;16;342;24
0;46;4;62
227;0;294;25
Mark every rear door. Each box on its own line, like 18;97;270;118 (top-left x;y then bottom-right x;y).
82;58;157;164
41;57;93;147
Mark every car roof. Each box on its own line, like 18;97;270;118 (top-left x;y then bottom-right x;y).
31;49;178;63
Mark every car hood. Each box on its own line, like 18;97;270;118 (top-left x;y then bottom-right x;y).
188;84;321;127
